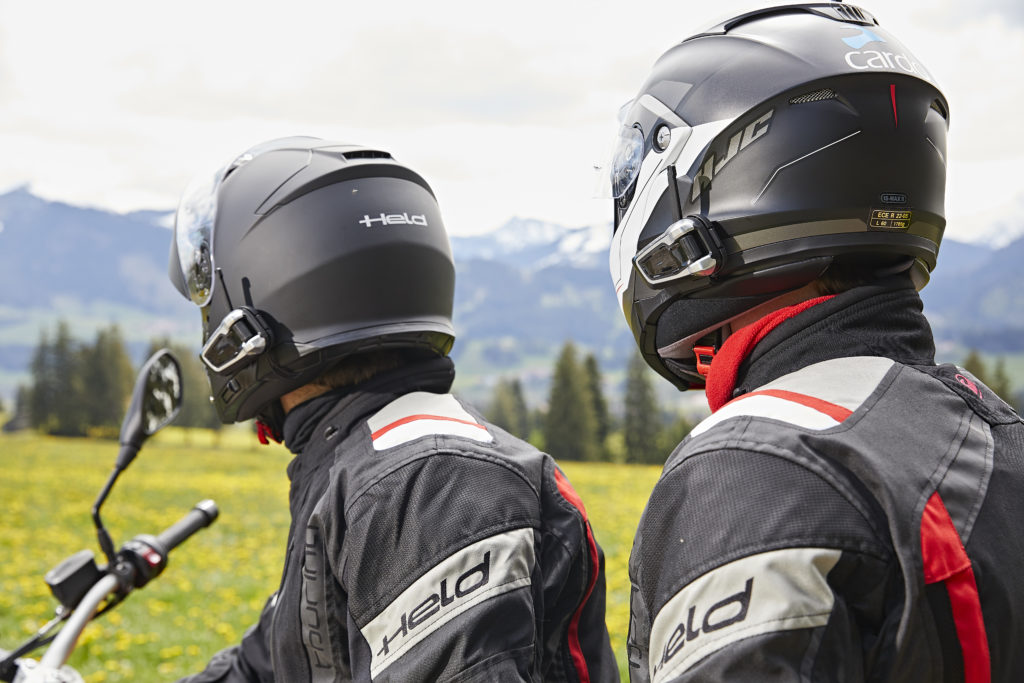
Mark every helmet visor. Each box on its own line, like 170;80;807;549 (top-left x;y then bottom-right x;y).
174;165;227;306
609;125;645;199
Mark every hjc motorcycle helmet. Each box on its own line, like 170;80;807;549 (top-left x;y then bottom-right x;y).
168;137;456;427
607;3;949;390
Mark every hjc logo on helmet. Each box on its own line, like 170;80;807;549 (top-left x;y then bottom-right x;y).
359;213;429;228
690;110;774;202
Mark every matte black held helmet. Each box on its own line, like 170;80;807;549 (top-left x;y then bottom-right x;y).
168;137;456;423
607;3;949;390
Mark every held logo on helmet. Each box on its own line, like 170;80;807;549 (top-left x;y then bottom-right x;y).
358;213;429;228
690;110;774;202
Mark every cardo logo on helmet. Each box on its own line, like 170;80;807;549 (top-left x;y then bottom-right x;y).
842;28;927;76
359;213;429;228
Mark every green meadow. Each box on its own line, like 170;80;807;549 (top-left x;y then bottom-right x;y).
0;430;660;681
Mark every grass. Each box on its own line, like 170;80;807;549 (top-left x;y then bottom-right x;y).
0;429;660;681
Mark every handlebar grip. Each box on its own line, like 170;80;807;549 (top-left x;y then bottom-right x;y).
156;500;219;552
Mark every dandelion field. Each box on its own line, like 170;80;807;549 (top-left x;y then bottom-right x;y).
0;431;660;681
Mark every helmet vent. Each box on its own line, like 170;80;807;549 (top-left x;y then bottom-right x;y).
831;5;870;23
789;88;837;105
341;150;393;160
930;99;949;120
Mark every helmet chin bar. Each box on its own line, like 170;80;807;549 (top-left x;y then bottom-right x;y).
633;216;724;286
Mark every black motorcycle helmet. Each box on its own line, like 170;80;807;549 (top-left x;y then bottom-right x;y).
607;3;949;389
168;137;456;426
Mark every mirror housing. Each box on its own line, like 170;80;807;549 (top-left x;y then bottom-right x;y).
116;350;183;470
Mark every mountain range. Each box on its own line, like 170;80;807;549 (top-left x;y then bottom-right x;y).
1;187;1021;407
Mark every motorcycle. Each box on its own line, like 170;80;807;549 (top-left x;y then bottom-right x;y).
0;349;219;682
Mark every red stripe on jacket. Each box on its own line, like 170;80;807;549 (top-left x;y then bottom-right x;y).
737;388;854;423
554;468;598;683
921;492;991;683
370;414;487;440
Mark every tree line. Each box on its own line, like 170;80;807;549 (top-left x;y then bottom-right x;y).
3;325;1020;465
486;341;694;464
3;321;219;437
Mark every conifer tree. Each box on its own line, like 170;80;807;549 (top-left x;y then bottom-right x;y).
507;378;530;438
50;321;87;436
962;349;986;381
81;325;135;435
992;358;1018;410
28;329;55;431
624;351;662;464
28;322;88;435
583;353;610;452
488;377;530;439
544;341;600;461
2;385;32;432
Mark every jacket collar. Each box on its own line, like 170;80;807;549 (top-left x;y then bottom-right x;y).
282;355;456;458
706;277;936;411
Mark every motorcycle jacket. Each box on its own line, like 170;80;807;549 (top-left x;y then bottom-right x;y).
181;356;619;682
627;279;1024;682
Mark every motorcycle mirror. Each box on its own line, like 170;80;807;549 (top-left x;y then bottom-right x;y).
115;349;183;470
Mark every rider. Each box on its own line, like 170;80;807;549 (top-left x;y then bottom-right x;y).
168;137;618;681
607;4;1024;681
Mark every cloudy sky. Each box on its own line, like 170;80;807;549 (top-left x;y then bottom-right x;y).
1;0;1021;242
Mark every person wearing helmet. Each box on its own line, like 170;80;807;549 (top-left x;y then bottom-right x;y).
607;5;1024;682
169;137;618;682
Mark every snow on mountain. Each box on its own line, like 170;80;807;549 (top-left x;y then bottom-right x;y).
451;217;612;271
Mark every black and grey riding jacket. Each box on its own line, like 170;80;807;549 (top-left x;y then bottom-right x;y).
181;357;618;683
627;283;1024;682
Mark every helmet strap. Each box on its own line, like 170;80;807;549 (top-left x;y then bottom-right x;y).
255;400;286;445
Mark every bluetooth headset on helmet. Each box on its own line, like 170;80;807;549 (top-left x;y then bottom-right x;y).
607;3;949;389
168;137;456;427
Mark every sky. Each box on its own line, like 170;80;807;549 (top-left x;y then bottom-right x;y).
1;0;1022;242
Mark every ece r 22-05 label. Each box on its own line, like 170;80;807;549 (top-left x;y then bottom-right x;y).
869;209;912;230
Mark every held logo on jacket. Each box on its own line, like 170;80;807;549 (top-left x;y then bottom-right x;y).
649;547;841;683
360;527;535;679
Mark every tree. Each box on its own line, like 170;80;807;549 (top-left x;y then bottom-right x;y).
29;321;88;436
991;359;1018;410
487;377;530;439
544;342;600;461
962;349;986;381
583;353;611;454
624;352;662;464
960;349;1019;410
28;328;55;431
657;413;696;457
80;325;135;436
2;385;32;433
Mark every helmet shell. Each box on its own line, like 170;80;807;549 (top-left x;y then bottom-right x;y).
608;4;949;389
169;138;455;422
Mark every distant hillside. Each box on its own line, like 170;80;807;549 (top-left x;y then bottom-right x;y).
1;188;1022;406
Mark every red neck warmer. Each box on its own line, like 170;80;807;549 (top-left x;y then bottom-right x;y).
705;295;835;412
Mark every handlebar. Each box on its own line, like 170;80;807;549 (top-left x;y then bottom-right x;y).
156;500;219;552
21;501;219;674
